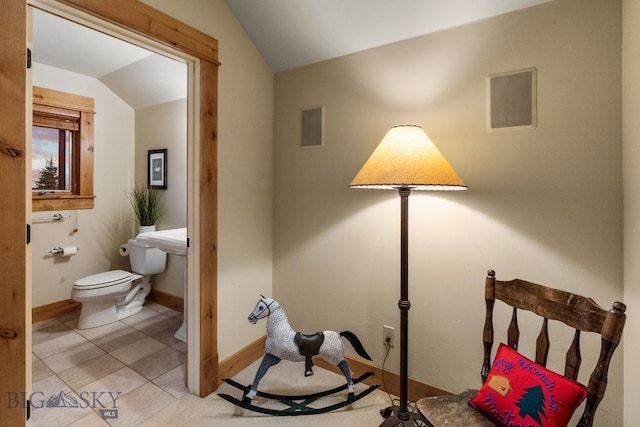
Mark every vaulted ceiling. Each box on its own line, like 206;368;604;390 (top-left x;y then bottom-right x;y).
32;8;186;110
32;1;551;108
224;0;552;72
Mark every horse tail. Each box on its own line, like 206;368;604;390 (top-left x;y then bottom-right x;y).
339;331;372;360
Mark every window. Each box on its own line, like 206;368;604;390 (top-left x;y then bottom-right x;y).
32;86;95;211
32;125;73;191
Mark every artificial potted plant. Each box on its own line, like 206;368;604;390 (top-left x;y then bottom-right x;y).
130;184;162;233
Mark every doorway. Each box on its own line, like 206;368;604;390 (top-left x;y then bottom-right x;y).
0;2;219;424
31;1;190;387
29;0;219;395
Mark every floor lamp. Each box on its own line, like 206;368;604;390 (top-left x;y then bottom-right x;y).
350;125;466;426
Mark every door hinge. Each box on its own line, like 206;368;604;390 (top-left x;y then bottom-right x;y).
26;224;30;245
27;48;31;69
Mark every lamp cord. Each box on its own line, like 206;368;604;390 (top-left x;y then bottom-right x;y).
381;340;396;407
380;341;427;426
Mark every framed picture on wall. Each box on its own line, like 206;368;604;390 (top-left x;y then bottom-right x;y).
148;149;167;189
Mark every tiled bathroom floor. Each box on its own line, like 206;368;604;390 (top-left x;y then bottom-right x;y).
31;303;188;426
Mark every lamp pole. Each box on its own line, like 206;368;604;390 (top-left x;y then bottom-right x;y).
399;187;411;420
380;187;425;426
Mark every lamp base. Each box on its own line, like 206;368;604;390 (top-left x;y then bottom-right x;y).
379;405;427;426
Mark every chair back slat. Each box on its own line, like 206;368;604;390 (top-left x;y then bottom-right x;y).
481;298;495;383
493;278;608;333
481;269;626;427
535;318;550;366
507;307;519;349
565;329;582;380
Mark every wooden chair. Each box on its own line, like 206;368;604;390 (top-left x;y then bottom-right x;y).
416;269;626;427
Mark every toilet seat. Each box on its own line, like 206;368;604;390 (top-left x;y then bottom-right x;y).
73;269;137;290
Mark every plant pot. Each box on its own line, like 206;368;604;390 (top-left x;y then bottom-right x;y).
139;225;156;234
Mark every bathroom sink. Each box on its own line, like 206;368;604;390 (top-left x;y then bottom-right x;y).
135;227;189;342
136;228;187;256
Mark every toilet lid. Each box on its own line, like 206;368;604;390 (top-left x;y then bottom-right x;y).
73;270;133;290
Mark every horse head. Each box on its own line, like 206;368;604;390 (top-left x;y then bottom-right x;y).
248;295;279;324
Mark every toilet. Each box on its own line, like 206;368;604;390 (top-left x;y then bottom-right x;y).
71;238;167;329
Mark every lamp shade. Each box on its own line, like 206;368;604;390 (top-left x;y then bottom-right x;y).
350;125;467;191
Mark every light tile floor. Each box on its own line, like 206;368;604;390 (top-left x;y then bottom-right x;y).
31;303;188;427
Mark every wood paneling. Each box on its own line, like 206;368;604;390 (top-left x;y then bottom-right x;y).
218;336;267;383
32;86;95;211
33;86;94;112
314;355;449;403
148;289;183;313
32;299;81;324
198;58;219;397
55;0;219;64
217;334;450;403
0;1;28;425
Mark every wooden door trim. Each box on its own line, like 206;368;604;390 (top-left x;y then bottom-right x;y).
0;1;29;425
38;0;219;397
54;0;219;64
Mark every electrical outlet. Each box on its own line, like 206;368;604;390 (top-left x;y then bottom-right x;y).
383;325;395;348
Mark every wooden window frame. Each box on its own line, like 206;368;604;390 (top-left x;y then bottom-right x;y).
32;86;95;211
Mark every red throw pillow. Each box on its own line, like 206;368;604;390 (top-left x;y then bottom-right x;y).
469;343;587;427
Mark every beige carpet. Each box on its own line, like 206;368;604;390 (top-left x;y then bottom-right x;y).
141;358;395;426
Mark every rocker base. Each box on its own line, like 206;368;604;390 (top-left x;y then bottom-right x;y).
219;372;379;416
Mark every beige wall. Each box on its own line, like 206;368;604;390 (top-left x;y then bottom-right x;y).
135;99;187;231
274;0;623;424
135;99;188;297
31;63;135;307
623;0;640;424
141;0;274;360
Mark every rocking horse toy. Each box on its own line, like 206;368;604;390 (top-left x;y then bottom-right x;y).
218;296;379;416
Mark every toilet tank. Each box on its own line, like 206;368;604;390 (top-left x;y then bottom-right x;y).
127;238;167;275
